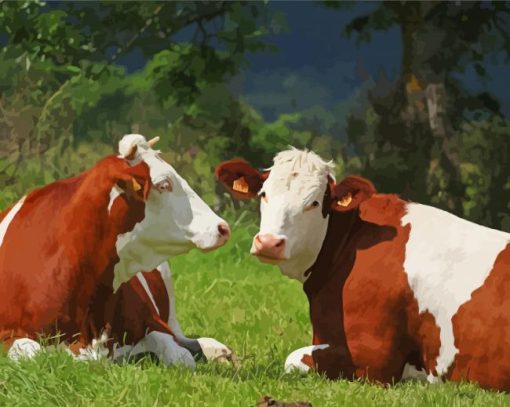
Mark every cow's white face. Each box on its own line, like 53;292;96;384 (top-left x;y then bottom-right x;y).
112;134;229;289
253;150;334;281
215;149;334;282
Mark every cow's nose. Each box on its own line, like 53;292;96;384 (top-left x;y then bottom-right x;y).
252;233;286;262
197;222;231;252
217;223;230;239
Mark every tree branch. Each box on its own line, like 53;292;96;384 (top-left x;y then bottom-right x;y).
110;4;164;62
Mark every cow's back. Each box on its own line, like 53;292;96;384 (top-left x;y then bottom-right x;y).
0;156;150;343
0;175;85;336
449;242;510;389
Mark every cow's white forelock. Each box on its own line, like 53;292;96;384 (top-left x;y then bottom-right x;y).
265;148;335;209
269;147;335;184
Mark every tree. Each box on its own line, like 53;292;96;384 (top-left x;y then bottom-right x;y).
327;1;510;216
0;1;275;198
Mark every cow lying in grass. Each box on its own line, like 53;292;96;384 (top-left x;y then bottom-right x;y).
216;147;510;391
1;134;232;367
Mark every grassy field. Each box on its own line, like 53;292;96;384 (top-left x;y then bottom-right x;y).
0;220;509;406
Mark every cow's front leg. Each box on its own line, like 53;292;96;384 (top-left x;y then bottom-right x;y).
286;341;412;383
285;344;359;380
117;331;196;368
156;262;234;363
284;344;331;374
284;344;344;376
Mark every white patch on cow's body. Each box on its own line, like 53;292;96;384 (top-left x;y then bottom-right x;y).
0;196;25;247
255;148;335;282
111;134;228;290
157;262;184;336
107;186;122;214
402;203;510;376
7;338;41;361
72;332;110;361
136;272;160;315
284;344;330;373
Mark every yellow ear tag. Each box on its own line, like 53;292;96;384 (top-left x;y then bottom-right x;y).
337;192;352;207
232;176;249;194
131;178;142;192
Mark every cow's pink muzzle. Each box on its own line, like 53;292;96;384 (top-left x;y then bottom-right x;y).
251;233;287;264
201;222;231;252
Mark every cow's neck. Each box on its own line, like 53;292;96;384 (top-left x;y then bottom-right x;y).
304;210;362;293
301;209;362;350
303;209;401;343
55;175;145;342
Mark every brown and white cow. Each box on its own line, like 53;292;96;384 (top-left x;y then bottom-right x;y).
2;134;232;367
0;153;151;355
216;147;510;391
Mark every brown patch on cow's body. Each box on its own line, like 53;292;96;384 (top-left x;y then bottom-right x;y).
142;270;170;323
448;243;510;390
104;269;176;349
0;156;150;348
303;195;442;383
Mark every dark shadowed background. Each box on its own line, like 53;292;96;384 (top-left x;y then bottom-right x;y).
1;1;509;230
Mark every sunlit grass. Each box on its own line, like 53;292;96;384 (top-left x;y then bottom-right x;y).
0;221;508;406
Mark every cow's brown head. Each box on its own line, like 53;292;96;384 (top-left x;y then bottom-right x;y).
216;148;376;281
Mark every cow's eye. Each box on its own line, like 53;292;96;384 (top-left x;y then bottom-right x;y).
304;201;320;212
155;179;173;193
259;191;268;203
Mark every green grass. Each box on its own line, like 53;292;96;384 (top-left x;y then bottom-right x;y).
0;221;509;406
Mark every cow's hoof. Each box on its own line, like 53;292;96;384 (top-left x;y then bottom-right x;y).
196;337;235;365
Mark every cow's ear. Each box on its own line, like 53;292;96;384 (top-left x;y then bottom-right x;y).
215;159;268;199
329;175;376;213
117;161;151;201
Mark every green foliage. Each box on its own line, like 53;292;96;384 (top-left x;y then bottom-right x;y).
250;113;312;161
0;1;279;211
458;117;510;229
332;1;510;228
0;142;113;209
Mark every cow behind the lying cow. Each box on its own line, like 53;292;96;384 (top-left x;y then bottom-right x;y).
216;147;510;392
1;134;231;364
0;155;152;350
98;135;233;367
